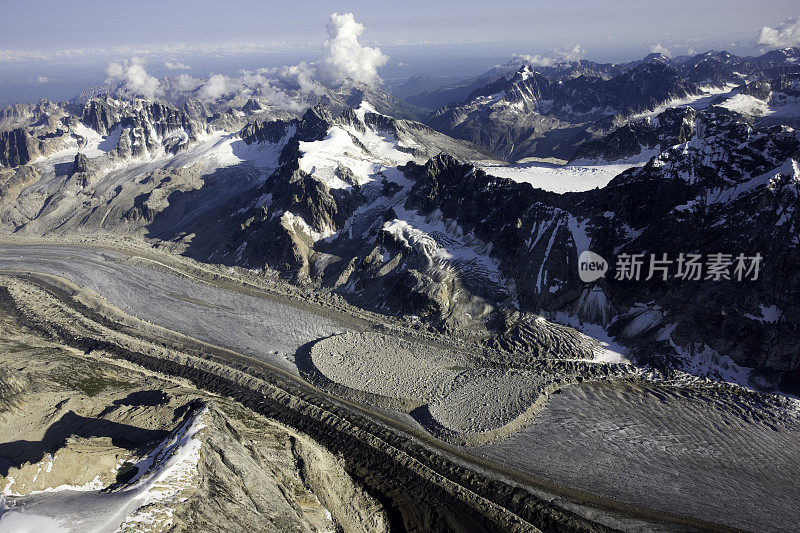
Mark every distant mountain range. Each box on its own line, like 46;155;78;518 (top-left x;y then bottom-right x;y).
419;47;800;161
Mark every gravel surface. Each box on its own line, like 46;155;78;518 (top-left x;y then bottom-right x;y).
310;332;564;439
428;369;551;434
0;244;345;372
310;332;464;403
474;380;800;533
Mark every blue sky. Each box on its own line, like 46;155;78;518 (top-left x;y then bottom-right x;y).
1;1;799;106
3;0;799;60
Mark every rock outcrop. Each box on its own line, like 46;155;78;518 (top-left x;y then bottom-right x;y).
0;128;37;168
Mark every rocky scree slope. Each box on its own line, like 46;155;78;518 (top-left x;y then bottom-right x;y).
0;305;365;533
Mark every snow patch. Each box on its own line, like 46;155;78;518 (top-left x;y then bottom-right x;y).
298;119;413;189
0;407;208;533
554;312;630;364
478;150;658;193
383;206;502;285
659;326;752;386
626;84;738;121
744;304;782;324
112;406;208;531
282;211;335;241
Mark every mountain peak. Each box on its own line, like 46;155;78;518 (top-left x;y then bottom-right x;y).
641;52;670;64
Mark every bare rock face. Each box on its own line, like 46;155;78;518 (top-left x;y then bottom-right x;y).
0;128;37;168
427;60;698;161
425;47;800;163
80;98;116;135
3;436;128;494
570;106;696;163
389;268;452;318
0;164;39;201
71;152;89;175
0;319;386;533
290;435;392;533
170;406;352;533
240;117;292;145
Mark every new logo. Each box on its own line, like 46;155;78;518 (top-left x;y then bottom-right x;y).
578;251;608;283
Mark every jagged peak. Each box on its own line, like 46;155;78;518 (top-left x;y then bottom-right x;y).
419;152;470;176
71;152;89;175
301;104;332;123
641;52;670;64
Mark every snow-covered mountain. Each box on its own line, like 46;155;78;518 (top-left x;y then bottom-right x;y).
2;48;800;395
422;47;800;162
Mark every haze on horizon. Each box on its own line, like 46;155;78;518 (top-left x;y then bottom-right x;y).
2;0;800;107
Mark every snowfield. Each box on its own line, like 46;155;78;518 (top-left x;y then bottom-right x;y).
298;102;414;189
717;91;800;120
477;151;659;193
625;84;738;121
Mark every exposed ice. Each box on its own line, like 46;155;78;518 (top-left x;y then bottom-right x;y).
744;304;782;324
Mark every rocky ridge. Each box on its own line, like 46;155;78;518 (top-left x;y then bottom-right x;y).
424;47;800;162
1;54;799;394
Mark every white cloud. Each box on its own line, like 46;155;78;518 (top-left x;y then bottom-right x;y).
35;75;49;84
276;62;324;95
197;74;237;102
758;16;800;49
165;60;191;71
0;41;306;64
183;68;308;112
559;44;586;62
105;57;162;100
176;73;202;92
315;12;388;87
513;44;585;67
258;83;309;113
0;50;50;62
649;43;673;57
100;12;387;107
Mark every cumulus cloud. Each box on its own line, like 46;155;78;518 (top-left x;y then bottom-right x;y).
100;13;386;108
110;13;385;108
276;62;325;95
558;44;586;62
35;75;49;83
315;12;388;86
190;69;307;112
105;57;162;99
176;73;202;92
164;60;191;71
197;74;238;102
513;44;585;67
258;83;310;113
649;43;673;57
758;16;800;49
